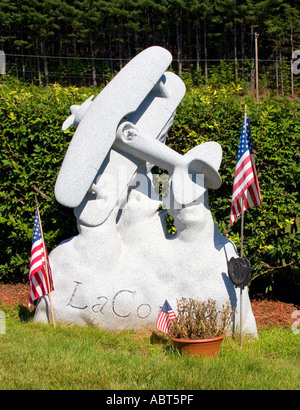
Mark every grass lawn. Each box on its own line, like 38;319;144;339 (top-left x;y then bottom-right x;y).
0;305;299;390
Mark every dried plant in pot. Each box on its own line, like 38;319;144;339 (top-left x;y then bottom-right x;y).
169;297;235;358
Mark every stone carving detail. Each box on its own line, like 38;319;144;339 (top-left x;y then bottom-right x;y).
34;47;258;337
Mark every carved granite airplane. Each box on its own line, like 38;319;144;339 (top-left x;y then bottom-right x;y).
55;46;222;224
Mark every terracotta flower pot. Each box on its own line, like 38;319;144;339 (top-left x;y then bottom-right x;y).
170;334;225;358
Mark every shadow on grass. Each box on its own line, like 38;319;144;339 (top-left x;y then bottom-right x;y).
18;305;35;322
150;330;178;353
150;330;169;344
0;301;35;322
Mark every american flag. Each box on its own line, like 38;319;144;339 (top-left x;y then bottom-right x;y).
230;116;262;225
28;210;54;308
156;300;177;334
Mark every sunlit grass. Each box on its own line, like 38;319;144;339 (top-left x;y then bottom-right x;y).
0;309;299;390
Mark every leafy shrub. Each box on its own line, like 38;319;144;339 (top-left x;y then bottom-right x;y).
169;297;234;340
0;77;101;281
168;86;300;289
0;76;299;292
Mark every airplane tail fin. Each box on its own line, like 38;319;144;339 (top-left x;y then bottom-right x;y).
170;142;222;205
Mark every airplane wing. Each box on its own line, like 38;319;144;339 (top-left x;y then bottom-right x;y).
74;71;186;226
54;46;172;208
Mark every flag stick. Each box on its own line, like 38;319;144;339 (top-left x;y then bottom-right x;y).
240;194;244;346
239;105;247;345
240;104;247;260
255;33;259;104
35;196;56;328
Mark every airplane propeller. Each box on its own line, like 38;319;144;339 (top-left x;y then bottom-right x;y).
62;95;94;131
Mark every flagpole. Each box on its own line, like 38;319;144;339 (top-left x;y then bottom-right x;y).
35;196;56;328
240;105;247;260
239;105;247;345
255;33;259;104
240;194;244;346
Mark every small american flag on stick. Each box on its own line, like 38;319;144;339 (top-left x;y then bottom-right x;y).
156;300;177;334
230;114;262;225
28;207;55;326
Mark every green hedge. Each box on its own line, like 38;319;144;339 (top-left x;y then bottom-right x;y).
0;76;299;289
0;77;100;281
